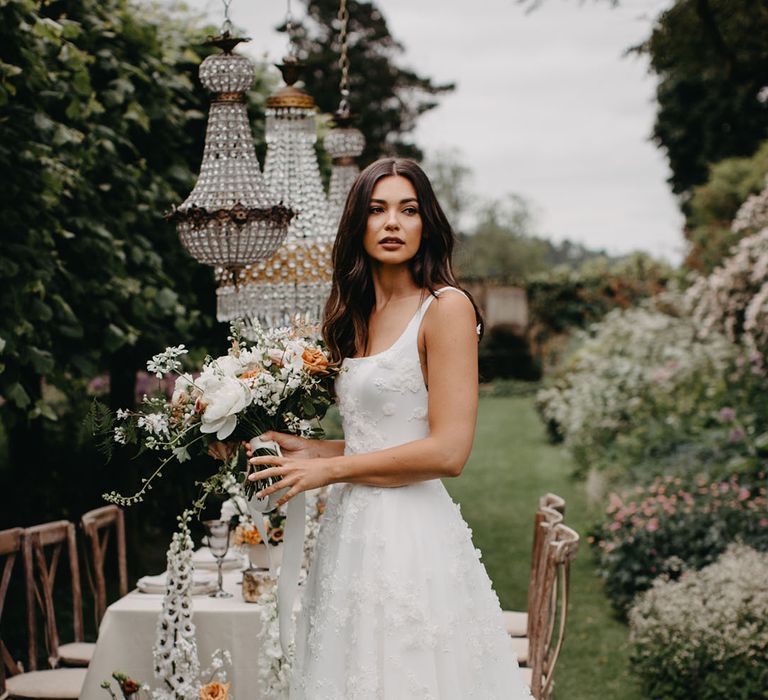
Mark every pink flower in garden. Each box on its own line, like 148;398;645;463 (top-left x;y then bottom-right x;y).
608;521;622;532
738;488;750;501
760;518;768;527
729;427;747;443
645;518;660;532
718;406;736;423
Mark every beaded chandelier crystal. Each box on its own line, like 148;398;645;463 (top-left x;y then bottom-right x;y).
216;57;335;328
167;33;292;275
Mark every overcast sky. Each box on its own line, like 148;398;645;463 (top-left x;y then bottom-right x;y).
178;0;683;261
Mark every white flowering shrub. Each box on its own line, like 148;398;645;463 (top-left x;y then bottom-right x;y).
536;297;736;475
732;175;768;234
629;544;768;699
686;228;768;356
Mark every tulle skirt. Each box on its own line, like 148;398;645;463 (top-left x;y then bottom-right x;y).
289;479;531;699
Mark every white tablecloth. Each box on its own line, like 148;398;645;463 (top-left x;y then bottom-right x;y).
80;567;266;699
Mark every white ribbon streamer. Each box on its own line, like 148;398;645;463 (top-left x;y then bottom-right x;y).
246;437;306;656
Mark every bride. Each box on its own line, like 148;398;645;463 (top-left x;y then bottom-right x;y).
248;158;532;699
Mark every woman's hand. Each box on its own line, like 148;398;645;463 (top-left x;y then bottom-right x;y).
247;452;334;508
245;431;318;461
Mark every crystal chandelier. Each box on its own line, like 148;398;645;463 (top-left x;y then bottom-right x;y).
324;0;365;227
216;56;336;328
167;26;292;276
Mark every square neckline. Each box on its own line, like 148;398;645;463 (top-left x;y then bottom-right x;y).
344;287;458;363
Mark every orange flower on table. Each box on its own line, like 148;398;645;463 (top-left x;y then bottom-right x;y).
302;347;329;375
199;681;230;700
234;524;262;545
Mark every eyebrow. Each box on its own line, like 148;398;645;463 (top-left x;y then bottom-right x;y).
370;198;419;204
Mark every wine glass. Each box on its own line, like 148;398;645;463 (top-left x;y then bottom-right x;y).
203;519;233;599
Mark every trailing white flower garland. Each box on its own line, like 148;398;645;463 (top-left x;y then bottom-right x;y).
152;511;201;700
149;489;329;699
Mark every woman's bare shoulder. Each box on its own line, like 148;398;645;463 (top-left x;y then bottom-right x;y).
423;288;476;332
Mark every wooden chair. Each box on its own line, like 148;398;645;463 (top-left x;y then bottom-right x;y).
1;527;86;700
23;521;94;675
518;523;580;699
503;495;566;639
539;492;565;516
80;505;128;629
506;506;564;667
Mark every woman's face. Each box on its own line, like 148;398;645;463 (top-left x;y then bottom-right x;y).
363;175;423;266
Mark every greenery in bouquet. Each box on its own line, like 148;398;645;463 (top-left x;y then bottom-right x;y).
589;472;768;616
628;544;768;700
94;322;340;511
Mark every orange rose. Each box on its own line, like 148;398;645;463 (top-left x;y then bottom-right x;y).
302;347;329;375
240;369;261;380
199;682;229;700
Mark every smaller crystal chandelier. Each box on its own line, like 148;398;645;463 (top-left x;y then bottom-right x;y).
166;5;292;277
324;0;365;227
216;53;336;328
325;111;365;227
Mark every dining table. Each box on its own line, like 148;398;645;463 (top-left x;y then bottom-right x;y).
79;553;270;700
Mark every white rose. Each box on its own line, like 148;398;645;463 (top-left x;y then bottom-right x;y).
197;374;251;439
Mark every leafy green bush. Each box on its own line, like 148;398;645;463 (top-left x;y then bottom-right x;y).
536;296;739;477
589;473;768;615
526;253;671;369
685;139;768;273
629;544;768;700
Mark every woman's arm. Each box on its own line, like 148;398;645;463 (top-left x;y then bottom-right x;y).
249;292;479;505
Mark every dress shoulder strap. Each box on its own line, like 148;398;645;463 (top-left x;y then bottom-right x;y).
417;286;468;319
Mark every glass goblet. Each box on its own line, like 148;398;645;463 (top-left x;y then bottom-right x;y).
203;519;233;598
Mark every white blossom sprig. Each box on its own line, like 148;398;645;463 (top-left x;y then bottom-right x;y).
147;345;188;378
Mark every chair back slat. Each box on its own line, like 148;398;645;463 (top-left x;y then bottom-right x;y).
525;506;563;639
81;505;127;625
529;523;580;699
23;521;83;671
538;492;566;516
0;528;24;694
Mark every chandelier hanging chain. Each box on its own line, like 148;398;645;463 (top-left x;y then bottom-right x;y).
337;0;350;114
284;0;298;58
221;0;233;34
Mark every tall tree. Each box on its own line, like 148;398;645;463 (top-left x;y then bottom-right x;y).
636;0;768;199
283;0;454;164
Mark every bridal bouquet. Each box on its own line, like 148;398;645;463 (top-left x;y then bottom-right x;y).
100;322;340;508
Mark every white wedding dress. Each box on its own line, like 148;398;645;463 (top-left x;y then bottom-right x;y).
290;288;532;699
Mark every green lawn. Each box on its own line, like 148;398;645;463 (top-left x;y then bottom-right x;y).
444;396;643;700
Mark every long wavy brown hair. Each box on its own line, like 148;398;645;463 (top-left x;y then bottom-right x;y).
322;158;483;363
